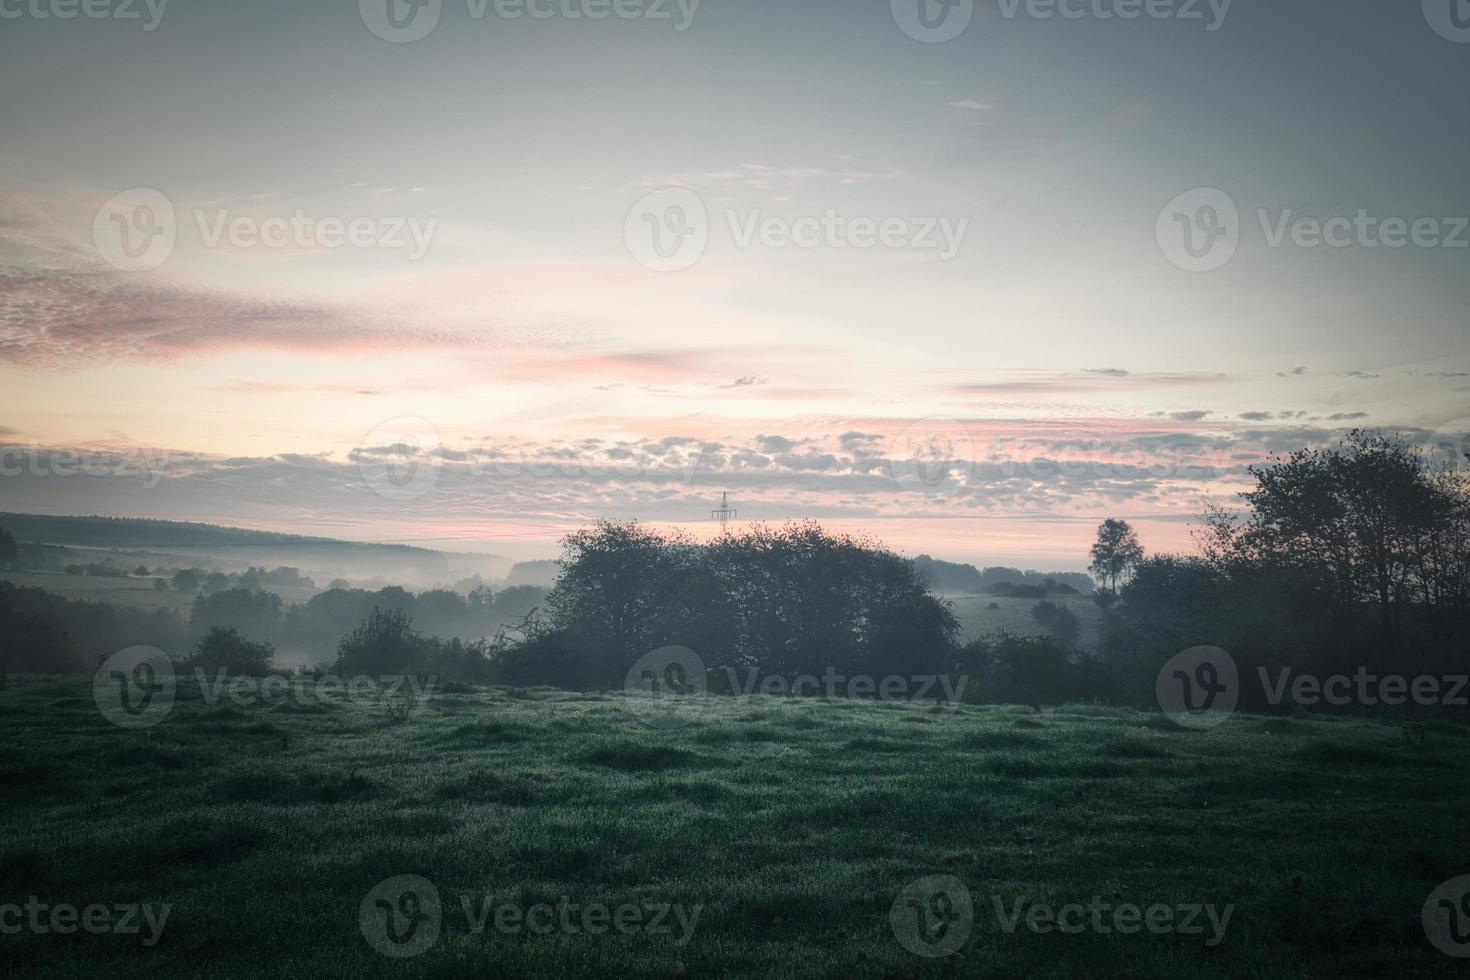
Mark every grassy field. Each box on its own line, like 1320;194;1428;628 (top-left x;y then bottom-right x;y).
0;570;323;614
946;593;1106;646
3;677;1468;978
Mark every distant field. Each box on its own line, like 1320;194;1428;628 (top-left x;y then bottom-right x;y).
0;571;320;612
0;571;193;611
945;593;1106;646
3;678;1466;978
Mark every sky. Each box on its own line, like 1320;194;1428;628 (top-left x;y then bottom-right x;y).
2;0;1468;567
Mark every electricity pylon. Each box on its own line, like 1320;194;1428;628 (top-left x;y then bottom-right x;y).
711;492;737;532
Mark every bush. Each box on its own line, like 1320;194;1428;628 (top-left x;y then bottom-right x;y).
185;627;274;677
335;607;423;676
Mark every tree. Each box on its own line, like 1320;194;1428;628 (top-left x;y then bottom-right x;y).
546;521;702;682
186;627;275;677
1089;519;1144;593
0;590;82;685
189;588;283;643
172;569;201;593
0;528;18;570
1208;430;1470;674
336;607;423;675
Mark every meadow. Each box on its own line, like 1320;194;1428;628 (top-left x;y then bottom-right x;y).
2;676;1467;978
945;592;1105;646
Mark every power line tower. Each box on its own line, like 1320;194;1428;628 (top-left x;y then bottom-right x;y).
711;492;737;533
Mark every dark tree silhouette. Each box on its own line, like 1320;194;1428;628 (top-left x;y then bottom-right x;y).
1089;519;1144;594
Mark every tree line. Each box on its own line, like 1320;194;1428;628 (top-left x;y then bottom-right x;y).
4;430;1467;715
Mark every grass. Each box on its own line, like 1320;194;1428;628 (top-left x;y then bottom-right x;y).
946;593;1106;646
2;675;1468;978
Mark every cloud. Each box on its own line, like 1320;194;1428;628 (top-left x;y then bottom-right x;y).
1238;412;1273;421
1278;366;1309;376
756;434;802;453
0;265;487;368
1327;412;1369;421
1082;368;1130;377
1167;411;1212;422
947;100;993;111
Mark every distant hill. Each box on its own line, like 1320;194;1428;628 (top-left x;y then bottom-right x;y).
0;513;450;578
505;559;560;587
913;554;1094;595
0;513;432;551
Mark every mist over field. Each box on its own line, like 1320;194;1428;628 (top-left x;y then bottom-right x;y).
4;0;1470;976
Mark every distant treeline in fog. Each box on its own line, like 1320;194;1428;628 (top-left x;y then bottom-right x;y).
911;555;1094;596
0;579;549;675
3;431;1467;715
